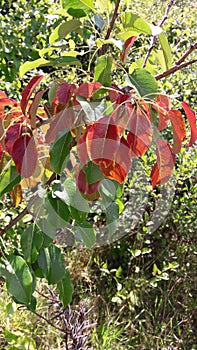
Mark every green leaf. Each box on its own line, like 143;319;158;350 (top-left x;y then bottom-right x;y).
121;12;152;35
19;58;50;78
61;0;94;18
50;129;72;174
49;20;81;44
126;68;158;98
47;191;70;222
0;255;33;304
37;245;65;284
50;56;81;67
57;270;73;308
21;224;43;263
94;55;113;87
54;178;89;216
83;162;104;184
0;165;21;197
106;202;119;235
158;32;172;70
76;222;96;247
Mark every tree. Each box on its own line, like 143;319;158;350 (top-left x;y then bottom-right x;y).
0;0;196;341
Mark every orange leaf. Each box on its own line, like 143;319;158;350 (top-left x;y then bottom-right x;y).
182;101;197;147
151;139;176;188
99;137;131;183
127;106;152;157
86;115;120;165
152;94;171;130
169;110;186;153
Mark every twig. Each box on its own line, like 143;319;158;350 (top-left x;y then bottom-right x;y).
175;42;197;65
142;0;175;68
0;195;38;236
98;0;121;56
155;59;197;80
31;310;66;333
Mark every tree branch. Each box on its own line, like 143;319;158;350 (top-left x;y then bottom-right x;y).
142;0;175;68
155;59;197;80
98;0;121;56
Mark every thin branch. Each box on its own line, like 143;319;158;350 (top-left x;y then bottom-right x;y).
31;310;66;333
155;59;197;80
98;0;121;56
0;195;38;236
142;0;175;68
175;42;197;65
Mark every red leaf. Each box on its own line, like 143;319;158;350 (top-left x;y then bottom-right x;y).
56;83;76;105
169;110;186;153
77;127;90;166
12;134;38;178
86;115;120;165
45;107;76;144
21;75;44;116
28;90;45;129
75;165;101;194
182;101;197;147
108;84;122;103
73;82;102;104
126;106;152;157
151;139;176;188
99;137;131;183
152;94;171;130
120;36;137;62
5;123;22;155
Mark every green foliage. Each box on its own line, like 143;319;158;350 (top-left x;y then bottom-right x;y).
0;0;196;348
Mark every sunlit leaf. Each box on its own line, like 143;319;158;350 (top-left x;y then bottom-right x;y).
120;36;137;62
49;20;81;44
19;59;49;78
158;32;172;70
21;75;44;116
151;139;176;188
121;12;152;35
169;110;186;153
94;55;113;86
126;106;152;157
29;90;45;129
126;69;158;98
182;101;197;147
